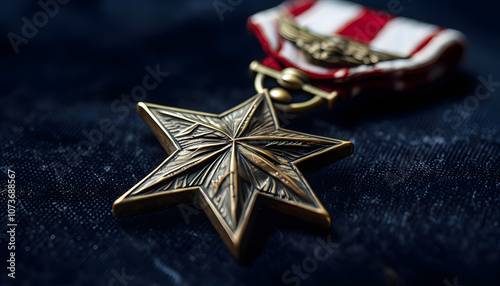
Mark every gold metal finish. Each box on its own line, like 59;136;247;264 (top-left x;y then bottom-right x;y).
278;16;408;67
277;67;308;90
250;61;338;113
113;92;353;258
269;87;293;103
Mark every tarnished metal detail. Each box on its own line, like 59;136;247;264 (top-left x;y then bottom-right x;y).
113;92;353;258
278;16;407;67
250;61;338;113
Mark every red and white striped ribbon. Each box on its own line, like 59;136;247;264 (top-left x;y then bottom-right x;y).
248;0;465;97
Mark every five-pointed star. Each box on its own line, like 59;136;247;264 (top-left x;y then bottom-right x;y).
113;92;353;258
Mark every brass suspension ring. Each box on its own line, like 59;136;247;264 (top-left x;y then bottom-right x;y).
250;61;338;113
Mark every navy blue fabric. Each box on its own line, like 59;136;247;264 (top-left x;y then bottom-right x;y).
1;0;499;285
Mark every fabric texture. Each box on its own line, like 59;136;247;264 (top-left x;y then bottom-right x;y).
0;0;499;285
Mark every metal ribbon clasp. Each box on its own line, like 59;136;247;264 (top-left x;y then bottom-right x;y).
249;15;410;113
250;61;338;113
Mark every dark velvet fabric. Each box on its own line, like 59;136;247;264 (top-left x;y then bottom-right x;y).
1;0;499;285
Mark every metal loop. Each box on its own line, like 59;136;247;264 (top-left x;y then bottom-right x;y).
250;61;338;113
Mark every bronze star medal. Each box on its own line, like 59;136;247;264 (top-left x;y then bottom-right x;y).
113;92;353;258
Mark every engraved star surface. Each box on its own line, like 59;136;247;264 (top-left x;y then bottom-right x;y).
113;92;353;258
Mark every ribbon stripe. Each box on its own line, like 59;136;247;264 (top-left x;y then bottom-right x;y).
293;0;363;35
336;7;395;44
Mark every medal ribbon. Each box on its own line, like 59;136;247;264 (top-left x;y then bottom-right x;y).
248;0;465;98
